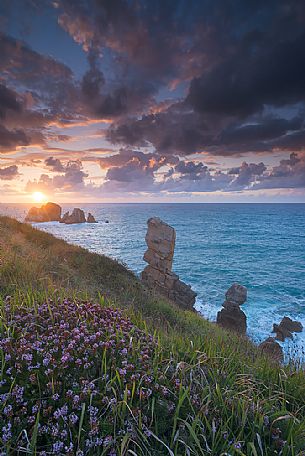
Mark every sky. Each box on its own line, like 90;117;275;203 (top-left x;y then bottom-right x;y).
1;0;305;203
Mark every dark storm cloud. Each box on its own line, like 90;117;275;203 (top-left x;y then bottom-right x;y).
3;0;305;197
107;104;214;156
99;149;178;170
0;82;55;152
219;118;303;146
97;0;305;158
0;124;29;151
0;164;19;180
0;83;22;118
44;156;66;172
228;162;267;189
174;161;208;180
187;31;305;117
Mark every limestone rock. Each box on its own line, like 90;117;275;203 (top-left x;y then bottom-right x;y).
272;316;303;341
280;316;303;332
60;208;86;224
141;217;196;310
145;217;175;268
25;202;62;223
272;323;292;342
225;283;247;306
217;283;248;334
87;213;97;223
258;337;283;362
217;307;247;334
61;212;69;224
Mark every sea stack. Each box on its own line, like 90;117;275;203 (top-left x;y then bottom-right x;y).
25;202;62;222
87;213;97;223
60;208;86;224
272;316;303;341
216;283;247;334
141;217;196;310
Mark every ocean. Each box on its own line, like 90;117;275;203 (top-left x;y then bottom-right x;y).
1;203;305;358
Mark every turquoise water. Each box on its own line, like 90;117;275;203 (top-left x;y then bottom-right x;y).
2;203;305;357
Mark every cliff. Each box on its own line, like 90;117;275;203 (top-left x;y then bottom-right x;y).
0;215;304;455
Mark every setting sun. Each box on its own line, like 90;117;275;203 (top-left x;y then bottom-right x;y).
32;192;46;203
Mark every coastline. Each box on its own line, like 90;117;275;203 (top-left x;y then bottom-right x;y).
1;203;305;362
0;214;304;453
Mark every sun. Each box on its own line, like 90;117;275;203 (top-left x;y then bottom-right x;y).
32;192;46;203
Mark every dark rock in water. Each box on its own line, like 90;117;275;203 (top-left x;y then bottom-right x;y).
225;283;247;306
217;306;247;334
141;217;196;310
87;213;97;223
272;323;292;342
258;337;283;362
280;316;303;333
217;283;247;334
272;316;303;341
25;202;61;223
60;211;69;224
105;220;109;223
60;208;86;224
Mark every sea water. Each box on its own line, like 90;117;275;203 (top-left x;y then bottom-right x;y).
2;203;305;359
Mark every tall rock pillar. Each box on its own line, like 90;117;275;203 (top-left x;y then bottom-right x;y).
141;217;196;310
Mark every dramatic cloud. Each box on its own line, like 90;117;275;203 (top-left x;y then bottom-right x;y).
254;153;305;189
26;160;88;193
0;164;19;180
2;0;305;200
44;156;66;172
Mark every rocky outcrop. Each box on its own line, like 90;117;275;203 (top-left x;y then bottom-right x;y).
60;208;86;224
216;283;247;334
272;316;303;341
25;202;61;222
258;337;283;362
87;213;97;223
141;217;196;310
26;203;98;225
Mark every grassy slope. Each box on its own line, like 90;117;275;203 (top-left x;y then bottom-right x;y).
0;215;304;455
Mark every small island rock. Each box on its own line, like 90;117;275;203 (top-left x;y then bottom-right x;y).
60;208;86;224
25;202;61;223
87;213;97;223
258;337;283;362
225;283;247;306
217;283;247;334
272;316;303;341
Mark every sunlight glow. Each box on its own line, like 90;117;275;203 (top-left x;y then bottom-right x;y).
32;192;46;203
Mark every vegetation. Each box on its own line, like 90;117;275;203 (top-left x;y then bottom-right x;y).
0;215;304;455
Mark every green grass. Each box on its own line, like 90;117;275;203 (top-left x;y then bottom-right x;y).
0;215;304;455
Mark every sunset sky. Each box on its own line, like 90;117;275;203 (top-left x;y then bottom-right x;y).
1;0;305;203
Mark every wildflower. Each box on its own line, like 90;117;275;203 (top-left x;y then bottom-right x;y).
2;423;12;443
67;413;77;426
53;440;64;453
3;404;13;417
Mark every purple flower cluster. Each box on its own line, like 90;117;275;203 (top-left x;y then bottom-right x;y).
0;298;174;454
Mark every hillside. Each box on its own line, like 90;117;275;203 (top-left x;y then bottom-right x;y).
0;215;304;455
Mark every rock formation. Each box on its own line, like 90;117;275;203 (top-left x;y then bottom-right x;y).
272;316;303;341
25;203;98;226
25;202;61;222
60;208;86;224
87;213;97;223
216;283;247;334
258;337;283;362
141;217;196;310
